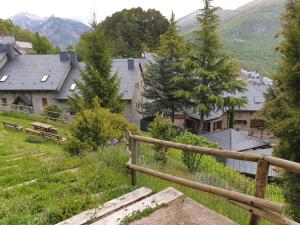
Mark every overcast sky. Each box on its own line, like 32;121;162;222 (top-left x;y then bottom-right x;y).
1;0;253;24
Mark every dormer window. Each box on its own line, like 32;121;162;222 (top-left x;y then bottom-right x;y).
41;75;49;82
0;75;8;82
70;83;76;91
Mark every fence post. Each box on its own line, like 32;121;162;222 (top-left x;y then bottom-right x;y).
130;137;138;186
249;159;270;225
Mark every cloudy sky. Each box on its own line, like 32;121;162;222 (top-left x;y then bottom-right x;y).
1;0;253;23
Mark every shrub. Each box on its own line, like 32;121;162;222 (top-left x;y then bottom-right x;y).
42;104;62;120
175;132;219;172
63;136;90;155
68;106;137;153
148;113;176;162
25;135;46;144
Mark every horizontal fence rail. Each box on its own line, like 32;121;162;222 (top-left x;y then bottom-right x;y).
0;103;75;122
127;134;300;225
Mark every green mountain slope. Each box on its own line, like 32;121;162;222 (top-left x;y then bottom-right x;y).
178;0;284;75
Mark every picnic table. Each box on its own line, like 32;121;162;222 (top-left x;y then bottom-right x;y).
30;122;58;134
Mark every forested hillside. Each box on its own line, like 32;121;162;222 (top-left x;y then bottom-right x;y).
0;18;56;54
79;8;169;58
178;0;284;75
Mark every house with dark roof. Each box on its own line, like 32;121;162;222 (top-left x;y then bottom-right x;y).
201;129;277;177
177;70;273;137
0;37;151;123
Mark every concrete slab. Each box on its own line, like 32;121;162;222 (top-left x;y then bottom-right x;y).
129;197;237;225
56;187;152;225
91;187;184;225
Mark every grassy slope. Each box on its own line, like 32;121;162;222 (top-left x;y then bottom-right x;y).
0;112;284;224
0;112;131;225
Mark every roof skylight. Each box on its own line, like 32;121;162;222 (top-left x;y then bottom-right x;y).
0;75;8;82
70;83;76;91
41;75;49;82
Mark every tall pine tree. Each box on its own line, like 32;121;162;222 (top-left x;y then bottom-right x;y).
142;13;189;122
70;29;124;113
173;0;246;133
261;0;300;221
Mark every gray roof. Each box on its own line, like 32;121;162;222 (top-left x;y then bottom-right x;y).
185;74;272;121
0;55;71;91
55;63;84;100
226;148;278;177
0;36;15;44
201;129;270;151
112;59;140;100
0;52;153;101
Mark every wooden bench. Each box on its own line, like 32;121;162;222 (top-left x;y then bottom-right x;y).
25;128;42;135
40;131;66;142
2;121;23;131
48;127;59;134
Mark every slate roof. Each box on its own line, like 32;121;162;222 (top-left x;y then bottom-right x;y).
0;52;6;62
185;73;272;121
0;52;152;101
55;63;84;100
0;55;71;91
112;59;140;100
226;148;278;177
201;129;270;151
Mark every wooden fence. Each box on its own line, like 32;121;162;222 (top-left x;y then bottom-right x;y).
126;134;300;225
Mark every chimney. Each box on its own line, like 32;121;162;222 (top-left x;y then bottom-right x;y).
6;44;16;61
59;50;69;61
69;50;78;68
128;58;134;70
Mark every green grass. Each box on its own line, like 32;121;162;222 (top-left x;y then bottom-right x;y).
0;111;285;225
136;143;284;225
0;112;132;224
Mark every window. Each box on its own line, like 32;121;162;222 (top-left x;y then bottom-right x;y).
42;98;48;107
186;119;194;129
0;75;8;82
250;119;265;129
70;83;76;91
1;98;7;106
213;121;222;131
41;75;49;82
234;120;247;125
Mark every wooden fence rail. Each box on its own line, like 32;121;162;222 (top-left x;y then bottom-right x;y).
127;134;300;225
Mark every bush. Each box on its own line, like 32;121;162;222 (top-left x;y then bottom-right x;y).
175;132;219;172
63;136;89;155
25;135;46;144
42;104;62;120
148;113;176;162
68;106;137;153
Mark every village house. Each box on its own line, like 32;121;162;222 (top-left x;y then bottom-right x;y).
0;36;151;123
178;70;274;137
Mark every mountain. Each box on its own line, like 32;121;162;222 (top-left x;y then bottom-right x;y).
11;12;90;49
177;0;285;75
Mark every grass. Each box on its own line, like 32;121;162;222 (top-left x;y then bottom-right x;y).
120;204;166;225
0;111;285;225
136;143;284;225
0;112;132;225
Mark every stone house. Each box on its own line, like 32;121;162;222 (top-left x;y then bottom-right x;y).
180;71;273;136
0;37;151;122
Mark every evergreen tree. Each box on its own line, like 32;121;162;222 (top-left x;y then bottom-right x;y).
70;29;124;113
261;0;300;221
142;13;189;122
173;0;246;133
